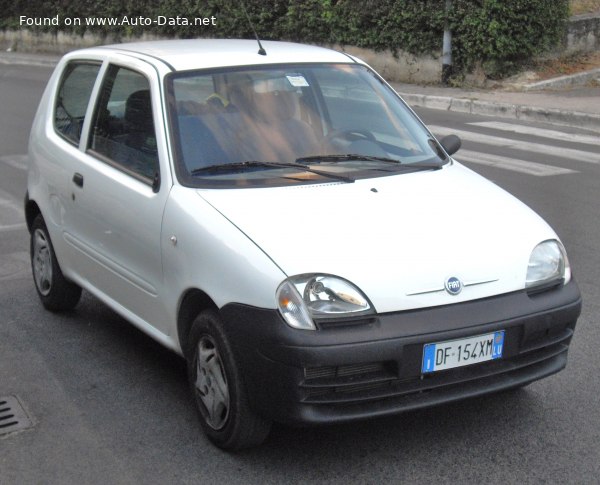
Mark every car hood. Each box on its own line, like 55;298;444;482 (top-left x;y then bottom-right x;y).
198;162;558;313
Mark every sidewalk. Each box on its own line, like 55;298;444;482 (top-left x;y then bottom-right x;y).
390;81;600;134
1;50;599;134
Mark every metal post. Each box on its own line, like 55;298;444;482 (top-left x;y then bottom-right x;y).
442;0;452;84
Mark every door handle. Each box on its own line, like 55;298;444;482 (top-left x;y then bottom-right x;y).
72;172;84;188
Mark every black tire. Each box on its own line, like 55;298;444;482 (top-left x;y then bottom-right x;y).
30;214;82;312
187;310;271;450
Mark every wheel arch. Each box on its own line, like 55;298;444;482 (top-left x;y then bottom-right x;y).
24;192;42;234
177;288;219;358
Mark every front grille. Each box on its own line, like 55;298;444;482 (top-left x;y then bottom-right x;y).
302;361;398;398
317;316;378;330
304;362;388;380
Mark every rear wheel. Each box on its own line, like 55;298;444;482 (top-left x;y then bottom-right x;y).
187;310;271;450
30;215;82;311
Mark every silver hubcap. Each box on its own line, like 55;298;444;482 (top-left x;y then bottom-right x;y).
33;229;53;296
195;336;230;430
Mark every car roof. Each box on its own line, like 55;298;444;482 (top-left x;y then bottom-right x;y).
86;39;357;72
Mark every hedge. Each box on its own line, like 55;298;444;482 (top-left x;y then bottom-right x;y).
1;0;570;79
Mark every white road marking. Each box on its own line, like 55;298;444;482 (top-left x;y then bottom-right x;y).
0;223;27;232
0;251;30;281
430;125;600;165
455;150;577;177
0;188;26;231
0;154;28;171
467;121;600;147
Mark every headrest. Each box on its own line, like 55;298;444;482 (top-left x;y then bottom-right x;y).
125;90;153;132
253;91;296;123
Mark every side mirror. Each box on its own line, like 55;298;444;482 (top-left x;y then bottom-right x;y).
439;134;461;156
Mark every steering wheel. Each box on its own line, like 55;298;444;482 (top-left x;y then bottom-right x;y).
324;129;377;144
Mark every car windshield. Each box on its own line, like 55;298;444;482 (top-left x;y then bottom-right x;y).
167;63;446;188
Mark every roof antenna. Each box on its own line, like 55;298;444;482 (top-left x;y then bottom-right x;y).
240;2;267;56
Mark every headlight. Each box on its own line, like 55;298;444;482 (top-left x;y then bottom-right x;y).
526;240;570;289
276;274;374;330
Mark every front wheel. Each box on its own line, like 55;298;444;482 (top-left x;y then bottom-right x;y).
30;215;82;311
187;310;271;450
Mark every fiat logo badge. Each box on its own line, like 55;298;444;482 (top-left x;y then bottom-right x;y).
445;276;463;295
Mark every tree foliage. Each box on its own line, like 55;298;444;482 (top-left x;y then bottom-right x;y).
0;0;570;79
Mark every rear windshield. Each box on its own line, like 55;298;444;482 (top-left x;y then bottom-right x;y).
167;63;445;188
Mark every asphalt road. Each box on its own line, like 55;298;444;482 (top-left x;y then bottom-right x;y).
1;61;599;484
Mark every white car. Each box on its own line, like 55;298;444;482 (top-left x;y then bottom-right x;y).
26;39;582;450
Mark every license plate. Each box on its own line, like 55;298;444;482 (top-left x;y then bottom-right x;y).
422;331;505;373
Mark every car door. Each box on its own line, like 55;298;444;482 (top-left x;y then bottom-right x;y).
63;56;173;335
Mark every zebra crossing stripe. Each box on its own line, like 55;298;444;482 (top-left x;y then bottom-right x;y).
0;155;28;171
0;188;26;232
0;251;30;281
467;122;600;147
0;223;27;232
430;125;600;165
455;150;577;177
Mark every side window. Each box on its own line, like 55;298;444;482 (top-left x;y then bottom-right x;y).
54;62;101;145
89;65;158;181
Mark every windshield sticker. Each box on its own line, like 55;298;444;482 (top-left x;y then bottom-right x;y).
286;74;310;87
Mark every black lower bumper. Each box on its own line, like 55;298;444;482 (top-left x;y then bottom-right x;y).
220;280;581;425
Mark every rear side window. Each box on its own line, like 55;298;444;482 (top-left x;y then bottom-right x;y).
54;62;101;145
88;65;158;182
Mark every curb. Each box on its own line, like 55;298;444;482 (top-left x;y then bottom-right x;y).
523;68;600;91
398;92;600;134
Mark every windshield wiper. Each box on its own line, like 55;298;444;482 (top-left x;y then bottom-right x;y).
190;161;355;183
296;154;401;164
296;154;443;170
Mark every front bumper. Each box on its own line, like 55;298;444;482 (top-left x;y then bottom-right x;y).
220;280;581;425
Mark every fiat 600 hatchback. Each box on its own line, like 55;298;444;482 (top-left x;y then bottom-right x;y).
26;39;582;449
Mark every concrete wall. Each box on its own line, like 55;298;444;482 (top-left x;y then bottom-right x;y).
0;29;442;84
333;46;442;85
566;13;600;54
0;29;164;54
1;13;598;84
